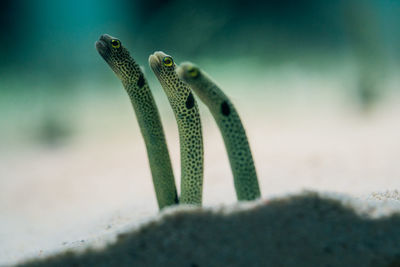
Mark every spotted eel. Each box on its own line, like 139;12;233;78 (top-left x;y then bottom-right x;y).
95;34;178;209
149;52;204;205
177;62;260;201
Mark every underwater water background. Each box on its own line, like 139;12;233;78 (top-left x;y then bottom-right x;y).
0;0;400;265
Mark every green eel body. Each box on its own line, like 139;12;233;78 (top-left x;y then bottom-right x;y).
149;52;204;205
95;34;178;209
177;62;261;201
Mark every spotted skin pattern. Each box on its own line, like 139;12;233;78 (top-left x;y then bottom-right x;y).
177;62;261;201
149;52;204;205
96;35;178;209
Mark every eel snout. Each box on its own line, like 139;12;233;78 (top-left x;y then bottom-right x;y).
95;34;115;57
95;39;107;54
148;52;163;74
175;65;185;79
177;62;201;83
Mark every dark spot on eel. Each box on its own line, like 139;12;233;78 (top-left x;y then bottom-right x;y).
221;101;230;116
137;74;145;88
174;189;179;204
186;92;194;109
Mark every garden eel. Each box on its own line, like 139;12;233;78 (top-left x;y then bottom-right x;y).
95;34;178;209
177;62;261;201
149;52;204;205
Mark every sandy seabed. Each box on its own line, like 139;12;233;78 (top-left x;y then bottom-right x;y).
18;191;400;267
1;77;400;266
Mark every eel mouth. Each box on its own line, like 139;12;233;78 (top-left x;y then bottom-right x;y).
95;40;107;54
176;62;199;82
95;34;112;60
148;52;163;75
175;65;185;80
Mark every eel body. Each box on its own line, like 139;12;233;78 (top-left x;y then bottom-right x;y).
96;34;178;209
149;52;204;205
177;62;260;201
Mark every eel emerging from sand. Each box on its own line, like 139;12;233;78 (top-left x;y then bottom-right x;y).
149;52;204;205
177;62;261;201
95;34;178;209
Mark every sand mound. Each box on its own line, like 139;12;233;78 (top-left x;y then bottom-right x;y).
19;192;400;267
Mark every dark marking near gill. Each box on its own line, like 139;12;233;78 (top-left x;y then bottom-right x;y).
137;74;145;88
174;189;179;204
186;92;195;109
221;101;230;116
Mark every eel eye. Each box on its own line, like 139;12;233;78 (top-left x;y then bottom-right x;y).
187;66;199;78
162;56;173;67
111;39;120;48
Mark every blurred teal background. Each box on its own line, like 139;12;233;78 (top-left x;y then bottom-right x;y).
0;0;399;148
